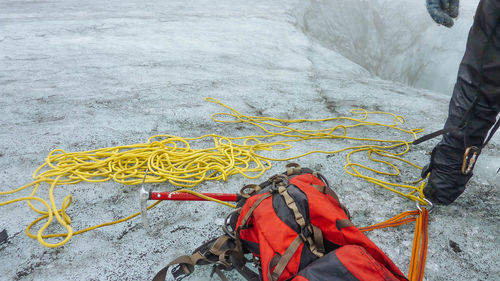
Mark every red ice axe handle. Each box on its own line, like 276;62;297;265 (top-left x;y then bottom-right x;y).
149;192;239;202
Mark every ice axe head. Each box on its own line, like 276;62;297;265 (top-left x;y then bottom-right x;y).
139;169;152;232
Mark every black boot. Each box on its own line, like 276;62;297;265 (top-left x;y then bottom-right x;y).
423;90;498;205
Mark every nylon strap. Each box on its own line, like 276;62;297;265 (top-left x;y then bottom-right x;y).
153;235;236;281
359;210;419;233
210;235;234;268
278;185;306;226
311;184;326;194
152;254;198;281
268;254;281;275
313;183;337;202
409;209;429;281
228;250;260;281
240;193;272;226
268;235;303;281
413;96;477;145
210;235;231;255
240;184;262;198
0;229;7;245
311;225;325;254
412;127;456;145
336;219;354;230
278;185;323;257
285;163;302;176
211;266;230;281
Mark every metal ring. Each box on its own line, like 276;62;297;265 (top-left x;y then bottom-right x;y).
271;174;289;185
222;209;239;239
240;184;259;199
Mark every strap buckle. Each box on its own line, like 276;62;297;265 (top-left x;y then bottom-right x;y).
299;225;312;241
462;146;480;175
269;174;288;193
171;264;190;281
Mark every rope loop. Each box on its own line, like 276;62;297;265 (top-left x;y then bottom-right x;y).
1;98;429;247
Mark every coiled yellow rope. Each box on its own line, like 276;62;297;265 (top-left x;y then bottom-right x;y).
0;97;426;247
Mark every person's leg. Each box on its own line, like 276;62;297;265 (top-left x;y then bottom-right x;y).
423;0;500;205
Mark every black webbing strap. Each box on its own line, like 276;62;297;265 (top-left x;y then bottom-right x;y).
412;127;457;145
413;96;478;145
228;250;260;281
211;266;230;281
152;235;235;281
152;255;196;281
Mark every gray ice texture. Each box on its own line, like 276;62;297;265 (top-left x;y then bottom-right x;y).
0;0;499;280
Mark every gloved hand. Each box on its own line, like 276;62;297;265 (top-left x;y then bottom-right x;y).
426;0;459;27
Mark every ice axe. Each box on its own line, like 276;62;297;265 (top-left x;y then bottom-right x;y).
139;170;239;231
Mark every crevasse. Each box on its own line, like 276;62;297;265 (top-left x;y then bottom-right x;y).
294;0;479;94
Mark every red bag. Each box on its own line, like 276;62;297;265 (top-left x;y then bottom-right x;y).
232;163;407;281
152;164;407;281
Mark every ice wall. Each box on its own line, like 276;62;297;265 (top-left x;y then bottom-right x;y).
294;0;479;94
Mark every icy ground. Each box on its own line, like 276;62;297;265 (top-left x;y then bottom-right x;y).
1;0;499;280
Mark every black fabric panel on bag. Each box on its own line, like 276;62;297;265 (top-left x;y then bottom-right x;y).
272;186;301;234
296;250;359;281
299;167;314;174
286;184;311;223
229;209;241;232
243;240;260;255
323;239;341;253
299;241;321;271
286;185;317;270
272;184;319;270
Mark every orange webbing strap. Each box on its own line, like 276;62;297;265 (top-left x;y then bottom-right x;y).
359;210;419;232
360;209;429;281
408;209;429;281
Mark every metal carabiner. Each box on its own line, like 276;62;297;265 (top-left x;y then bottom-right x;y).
416;198;435;214
462;146;480;175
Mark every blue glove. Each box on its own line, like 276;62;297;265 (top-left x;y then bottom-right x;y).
426;0;459;27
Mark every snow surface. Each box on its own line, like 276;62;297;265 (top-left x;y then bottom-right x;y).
0;0;499;280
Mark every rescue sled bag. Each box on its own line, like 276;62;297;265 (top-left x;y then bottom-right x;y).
153;163;407;281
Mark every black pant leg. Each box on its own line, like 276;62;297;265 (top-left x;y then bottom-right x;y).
423;0;500;205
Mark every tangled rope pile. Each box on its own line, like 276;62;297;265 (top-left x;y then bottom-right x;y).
0;97;426;247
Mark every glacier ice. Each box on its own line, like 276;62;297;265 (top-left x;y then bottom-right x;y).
295;0;480;94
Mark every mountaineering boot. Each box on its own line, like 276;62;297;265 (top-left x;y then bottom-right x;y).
423;0;500;205
423;91;498;205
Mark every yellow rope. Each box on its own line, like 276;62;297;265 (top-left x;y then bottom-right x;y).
0;97;427;247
